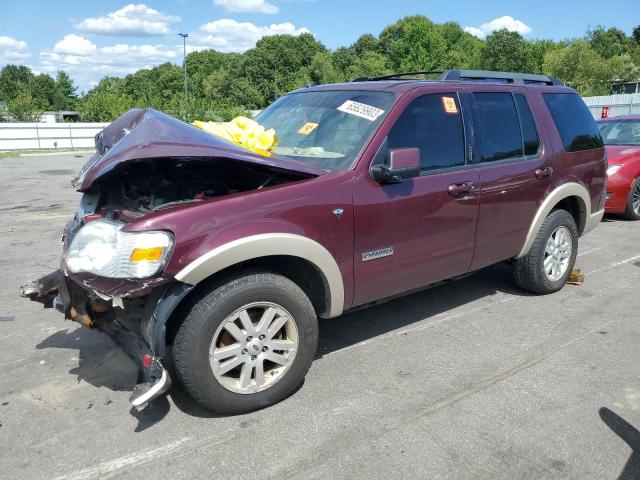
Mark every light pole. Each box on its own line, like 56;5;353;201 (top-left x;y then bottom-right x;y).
178;33;189;119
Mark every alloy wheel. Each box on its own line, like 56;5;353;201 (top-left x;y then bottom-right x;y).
544;225;572;282
209;302;298;394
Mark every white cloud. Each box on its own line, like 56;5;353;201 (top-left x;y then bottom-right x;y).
0;35;30;62
40;35;178;92
53;34;97;55
214;0;279;14
464;16;532;39
75;3;180;37
192;19;310;52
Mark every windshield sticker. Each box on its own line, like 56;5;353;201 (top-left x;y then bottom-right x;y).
442;96;458;114
298;122;319;135
337;100;385;121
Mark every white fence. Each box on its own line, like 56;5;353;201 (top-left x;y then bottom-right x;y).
583;93;640;119
0;122;108;151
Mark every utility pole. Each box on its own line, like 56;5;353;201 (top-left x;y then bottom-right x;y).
178;33;189;120
274;66;278;101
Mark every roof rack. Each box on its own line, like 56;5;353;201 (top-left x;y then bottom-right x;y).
352;71;444;82
351;69;563;86
440;69;563;86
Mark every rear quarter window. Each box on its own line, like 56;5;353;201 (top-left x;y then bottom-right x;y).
543;93;604;152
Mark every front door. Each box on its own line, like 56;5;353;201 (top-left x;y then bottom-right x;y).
352;91;480;307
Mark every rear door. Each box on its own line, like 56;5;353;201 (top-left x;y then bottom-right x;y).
352;89;480;307
466;88;557;270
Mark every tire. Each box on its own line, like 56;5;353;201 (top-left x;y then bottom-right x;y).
513;209;579;295
173;272;318;414
621;177;640;220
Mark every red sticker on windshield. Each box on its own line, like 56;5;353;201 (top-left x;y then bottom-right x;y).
442;96;458;114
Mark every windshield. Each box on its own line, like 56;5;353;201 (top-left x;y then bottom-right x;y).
255;90;394;170
598;120;640;146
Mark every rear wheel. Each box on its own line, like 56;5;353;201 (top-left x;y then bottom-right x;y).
622;177;640;220
173;272;318;414
513;209;578;295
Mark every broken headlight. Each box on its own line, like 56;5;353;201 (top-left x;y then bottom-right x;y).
65;220;173;278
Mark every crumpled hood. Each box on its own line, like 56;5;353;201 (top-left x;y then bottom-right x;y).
605;145;640;165
77;108;323;191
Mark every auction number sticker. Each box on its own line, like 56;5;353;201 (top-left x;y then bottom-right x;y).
442;96;458;114
337;100;385;121
298;122;319;135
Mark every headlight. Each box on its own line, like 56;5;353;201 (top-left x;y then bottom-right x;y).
66;220;173;278
607;164;623;176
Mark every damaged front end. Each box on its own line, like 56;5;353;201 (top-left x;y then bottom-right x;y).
21;269;187;410
20;108;320;411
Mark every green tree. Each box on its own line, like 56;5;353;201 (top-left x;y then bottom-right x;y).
308;51;342;84
239;33;327;104
379;15;448;71
53;71;78;110
587;26;633;59
633;26;640;45
0;65;34;101
543;40;624;95
480;30;536;72
8;92;41;121
32;74;57;110
78;90;134;121
345;51;391;79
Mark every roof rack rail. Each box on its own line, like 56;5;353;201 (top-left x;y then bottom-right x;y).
350;69;563;86
351;71;443;82
440;69;563;86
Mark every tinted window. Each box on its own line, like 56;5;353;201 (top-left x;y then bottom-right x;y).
514;94;540;155
387;93;465;171
473;92;523;162
543;93;604;152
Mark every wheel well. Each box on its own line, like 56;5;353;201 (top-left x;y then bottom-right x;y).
553;196;586;234
164;255;328;347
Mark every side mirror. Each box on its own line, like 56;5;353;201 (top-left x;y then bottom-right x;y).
371;147;421;183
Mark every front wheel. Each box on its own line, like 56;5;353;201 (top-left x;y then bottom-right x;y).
173;272;318;414
513;209;579;295
622;177;640;220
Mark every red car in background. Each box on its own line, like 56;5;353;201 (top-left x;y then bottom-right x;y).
598;116;640;220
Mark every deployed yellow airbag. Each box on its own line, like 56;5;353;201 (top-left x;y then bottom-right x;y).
193;116;278;156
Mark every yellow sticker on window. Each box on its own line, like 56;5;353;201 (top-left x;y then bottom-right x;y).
442;96;458;114
298;122;319;135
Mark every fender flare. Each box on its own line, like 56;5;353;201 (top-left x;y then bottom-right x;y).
174;233;345;318
517;183;592;258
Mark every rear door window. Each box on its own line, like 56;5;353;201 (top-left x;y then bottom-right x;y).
514;94;540;155
473;92;523;162
543;93;604;152
387;93;466;171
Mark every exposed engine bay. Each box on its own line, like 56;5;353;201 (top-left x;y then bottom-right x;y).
90;156;312;221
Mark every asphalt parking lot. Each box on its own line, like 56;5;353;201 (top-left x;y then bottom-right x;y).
1;153;639;480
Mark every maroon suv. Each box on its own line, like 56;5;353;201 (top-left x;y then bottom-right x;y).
21;70;606;413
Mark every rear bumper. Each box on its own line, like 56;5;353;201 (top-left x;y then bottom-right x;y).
20;269;192;410
583;209;605;235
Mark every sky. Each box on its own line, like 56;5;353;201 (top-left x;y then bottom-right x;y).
0;0;637;92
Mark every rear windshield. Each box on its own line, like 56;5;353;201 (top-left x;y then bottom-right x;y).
598;120;640;146
543;93;603;152
255;90;394;170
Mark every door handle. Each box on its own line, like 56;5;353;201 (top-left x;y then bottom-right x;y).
535;167;553;179
448;182;475;197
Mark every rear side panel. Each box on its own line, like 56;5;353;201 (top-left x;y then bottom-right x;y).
536;90;607;216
